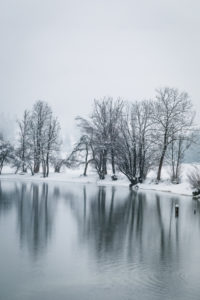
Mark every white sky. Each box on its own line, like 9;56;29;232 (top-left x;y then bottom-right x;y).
1;0;200;147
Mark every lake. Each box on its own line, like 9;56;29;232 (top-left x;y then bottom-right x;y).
0;179;200;300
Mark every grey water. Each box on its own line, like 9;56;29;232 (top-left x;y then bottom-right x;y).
0;180;200;300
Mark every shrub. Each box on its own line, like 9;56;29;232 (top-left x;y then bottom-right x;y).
187;166;200;190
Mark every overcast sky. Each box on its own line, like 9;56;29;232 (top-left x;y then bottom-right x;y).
1;0;200;146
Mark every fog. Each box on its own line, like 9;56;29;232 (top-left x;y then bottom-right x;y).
1;0;200;148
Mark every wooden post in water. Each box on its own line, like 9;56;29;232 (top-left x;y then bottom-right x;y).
175;204;179;217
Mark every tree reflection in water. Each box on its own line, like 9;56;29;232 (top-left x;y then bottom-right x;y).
0;180;200;267
69;185;200;270
1;180;200;300
0;181;56;259
17;183;55;259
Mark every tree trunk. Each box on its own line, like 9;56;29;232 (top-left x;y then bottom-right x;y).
138;142;143;179
0;158;5;175
30;167;34;176
175;139;182;182
15;167;20;174
103;150;107;175
46;163;49;177
22;143;26;172
157;133;168;181
111;148;115;174
129;178;138;188
83;147;89;176
42;160;46;178
46;153;49;177
133;145;137;178
55;165;60;173
34;162;40;173
171;140;175;182
157;150;166;181
83;161;89;176
99;151;105;179
139;150;145;181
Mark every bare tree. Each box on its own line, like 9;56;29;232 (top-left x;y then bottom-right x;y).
114;101;155;186
90;98;111;176
71;90;194;185
114;104;138;186
133;100;156;180
106;98;124;175
30;101;52;173
69;119;107;179
74;97;124;179
167;133;194;183
15;100;61;177
152;87;194;181
74;115;107;179
0;135;13;175
66;135;93;176
41;115;61;178
16;110;31;172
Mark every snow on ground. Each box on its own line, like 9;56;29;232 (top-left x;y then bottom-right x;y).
0;164;199;196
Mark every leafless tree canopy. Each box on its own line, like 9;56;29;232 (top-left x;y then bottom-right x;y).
13;100;61;177
0;134;13;175
72;88;195;185
0;87;196;184
69;97;124;179
152;87;194;181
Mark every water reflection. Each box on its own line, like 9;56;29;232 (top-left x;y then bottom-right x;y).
0;181;15;214
0;181;200;264
17;183;55;259
1;180;200;300
0;181;56;259
67;185;200;270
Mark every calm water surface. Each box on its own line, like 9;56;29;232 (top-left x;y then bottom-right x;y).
0;180;200;300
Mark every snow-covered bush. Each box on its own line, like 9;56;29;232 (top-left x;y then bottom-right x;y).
187;166;200;190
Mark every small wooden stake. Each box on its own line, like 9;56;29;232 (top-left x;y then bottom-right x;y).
175;204;179;217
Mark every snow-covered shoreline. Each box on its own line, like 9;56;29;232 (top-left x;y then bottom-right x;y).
0;164;196;197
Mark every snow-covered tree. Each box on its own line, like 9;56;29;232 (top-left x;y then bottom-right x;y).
30;101;52;173
66;135;93;176
74;97;124;179
0;135;14;174
132;100;156;180
167;132;195;183
15;100;61;177
152;87;194;181
15;110;31;172
40;114;61;177
114;101;156;186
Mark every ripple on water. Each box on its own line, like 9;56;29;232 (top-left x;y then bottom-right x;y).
101;259;195;299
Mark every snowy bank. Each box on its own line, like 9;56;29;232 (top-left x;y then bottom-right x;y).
0;164;198;197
